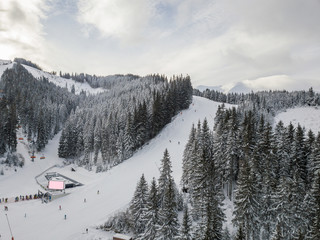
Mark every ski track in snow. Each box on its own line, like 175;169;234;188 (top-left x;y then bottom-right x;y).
0;96;232;240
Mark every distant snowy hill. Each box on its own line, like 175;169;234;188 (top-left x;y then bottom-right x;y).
195;85;224;92
196;82;254;94
0;59;105;95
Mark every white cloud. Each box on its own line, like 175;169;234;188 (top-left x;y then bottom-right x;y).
0;0;48;65
77;0;155;42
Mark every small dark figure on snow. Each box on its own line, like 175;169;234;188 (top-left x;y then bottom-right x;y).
84;198;86;203
97;190;99;194
64;214;67;220
86;228;88;234
59;205;61;210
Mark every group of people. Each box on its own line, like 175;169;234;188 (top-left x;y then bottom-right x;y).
15;194;39;202
0;198;8;203
1;193;40;205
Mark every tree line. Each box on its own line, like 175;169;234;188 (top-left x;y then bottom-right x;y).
58;75;193;170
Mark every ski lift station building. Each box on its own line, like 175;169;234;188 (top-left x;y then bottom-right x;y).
45;172;83;189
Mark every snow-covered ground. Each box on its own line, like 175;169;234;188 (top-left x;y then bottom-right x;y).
22;65;105;95
0;59;105;95
274;106;320;134
0;96;230;240
0;60;14;78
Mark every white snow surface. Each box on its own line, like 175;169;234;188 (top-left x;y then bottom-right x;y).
22;65;105;95
274;106;320;134
0;96;231;240
0;60;14;78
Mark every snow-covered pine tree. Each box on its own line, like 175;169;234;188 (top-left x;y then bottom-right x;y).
192;118;225;239
158;148;174;207
271;175;295;239
179;204;192;240
181;124;196;192
233;157;260;240
221;227;231;240
305;129;315;187
156;177;180;240
309;172;320;240
309;132;320;184
293;124;308;186
270;222;283;240
129;174;149;236
235;225;245;240
259;122;276;239
140;177;159;240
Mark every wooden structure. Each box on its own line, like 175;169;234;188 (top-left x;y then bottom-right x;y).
113;233;133;240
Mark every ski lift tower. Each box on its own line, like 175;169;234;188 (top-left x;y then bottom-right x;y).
30;140;36;161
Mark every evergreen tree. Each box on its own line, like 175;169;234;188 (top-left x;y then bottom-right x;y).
235;226;245;240
158;148;174;207
140;178;159;240
309;172;320;240
156;178;180;240
179;204;192;240
130;174;149;236
221;228;231;240
181;124;196;192
192;119;225;239
233;158;260;240
270;223;283;240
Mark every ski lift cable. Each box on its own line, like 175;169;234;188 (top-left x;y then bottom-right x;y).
5;213;14;239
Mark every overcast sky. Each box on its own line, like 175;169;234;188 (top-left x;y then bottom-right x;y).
1;0;320;91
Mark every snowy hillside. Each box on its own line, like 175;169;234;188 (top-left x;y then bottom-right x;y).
274;106;320;134
21;65;105;95
0;96;229;240
0;60;14;77
0;60;105;95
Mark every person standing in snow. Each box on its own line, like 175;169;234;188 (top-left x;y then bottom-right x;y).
64;214;66;220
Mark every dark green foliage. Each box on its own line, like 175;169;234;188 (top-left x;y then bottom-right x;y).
235;226;245;240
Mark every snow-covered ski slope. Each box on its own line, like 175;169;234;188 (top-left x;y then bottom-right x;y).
274;106;320;134
0;96;229;240
0;60;105;95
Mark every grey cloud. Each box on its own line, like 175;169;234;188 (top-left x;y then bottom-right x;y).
9;1;26;23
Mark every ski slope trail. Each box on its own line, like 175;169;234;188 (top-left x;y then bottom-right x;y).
0;96;229;240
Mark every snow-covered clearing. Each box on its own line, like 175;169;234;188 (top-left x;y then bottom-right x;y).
22;65;105;95
0;96;231;240
0;60;105;95
274;106;320;134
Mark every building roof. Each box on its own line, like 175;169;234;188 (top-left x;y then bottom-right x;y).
113;233;132;240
